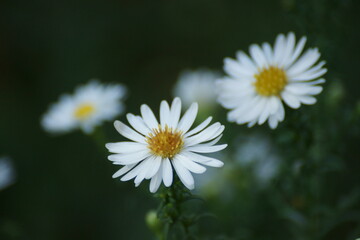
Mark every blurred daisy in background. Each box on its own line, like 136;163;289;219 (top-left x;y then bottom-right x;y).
196;134;280;199
0;157;16;191
106;97;227;193
41;80;127;134
217;32;327;129
173;69;221;114
235;134;280;186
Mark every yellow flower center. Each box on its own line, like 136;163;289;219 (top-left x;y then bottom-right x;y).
74;103;95;120
146;125;184;158
254;66;288;96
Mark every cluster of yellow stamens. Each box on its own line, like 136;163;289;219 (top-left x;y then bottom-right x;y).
254;66;288;96
146;125;184;158
74;103;95;120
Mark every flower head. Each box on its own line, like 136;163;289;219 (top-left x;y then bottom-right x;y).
41;80;127;134
216;32;327;129
106;97;227;193
173;69;220;109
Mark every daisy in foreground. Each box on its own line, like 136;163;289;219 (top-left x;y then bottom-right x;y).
216;32;327;129
106;97;227;193
42;80;126;134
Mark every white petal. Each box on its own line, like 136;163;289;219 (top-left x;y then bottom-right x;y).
134;157;154;186
160;100;170;127
201;134;223;146
186;133;225;151
262;42;273;64
195;125;225;146
121;161;148;181
285;84;323;96
108;150;151;165
162;158;173;187
112;164;136;178
268;96;280;115
184;116;212;137
258;100;271;125
287;49;320;76
285;36;307;69
236;97;267;124
172;156;194;190
290;69;327;82
298;95;317;105
249;44;268;68
217;90;254;110
288;60;326;80
216;78;254;99
236;51;257;73
276;102;285;121
304;78;326;85
149;164;163;193
126;114;151;135
227;95;259;123
224;58;253;78
106;142;147;153
176;154;206;174
181;151;224;168
177;102;198;133
187;144;228;153
226;101;251;122
114;121;146;143
169;97;181;129
279;32;295;67
268;115;279;129
185;122;222;147
140;104;159;130
81;123;95;134
273;34;286;66
247;119;257;128
281;91;301;109
145;156;162;179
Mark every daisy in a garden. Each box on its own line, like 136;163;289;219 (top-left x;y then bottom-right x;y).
42;80;127;134
216;32;327;129
106;97;227;193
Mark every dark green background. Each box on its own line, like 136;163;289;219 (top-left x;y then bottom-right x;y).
0;0;359;239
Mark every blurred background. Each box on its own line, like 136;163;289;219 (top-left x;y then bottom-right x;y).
0;0;359;239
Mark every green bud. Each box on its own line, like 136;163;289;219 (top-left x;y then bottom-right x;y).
145;210;162;233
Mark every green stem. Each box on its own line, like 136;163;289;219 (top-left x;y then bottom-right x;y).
156;177;195;240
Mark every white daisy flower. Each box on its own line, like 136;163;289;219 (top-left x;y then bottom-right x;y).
106;97;227;193
41;80;127;134
173;69;221;109
216;32;327;129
